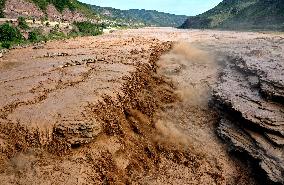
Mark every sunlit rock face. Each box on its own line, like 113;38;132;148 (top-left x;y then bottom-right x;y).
212;51;284;184
3;0;88;22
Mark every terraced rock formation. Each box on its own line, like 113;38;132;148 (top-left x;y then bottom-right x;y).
212;37;284;184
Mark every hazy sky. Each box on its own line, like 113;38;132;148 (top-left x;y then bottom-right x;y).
79;0;222;16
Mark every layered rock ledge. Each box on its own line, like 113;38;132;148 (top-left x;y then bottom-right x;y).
212;53;284;183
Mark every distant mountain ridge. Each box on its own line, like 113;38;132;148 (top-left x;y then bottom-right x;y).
91;5;188;27
180;0;284;30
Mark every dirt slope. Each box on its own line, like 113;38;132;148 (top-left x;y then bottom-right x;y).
0;28;283;184
3;0;88;22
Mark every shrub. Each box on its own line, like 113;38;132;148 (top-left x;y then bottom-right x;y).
29;29;49;43
0;23;23;42
73;21;103;36
31;0;48;11
0;0;6;18
47;30;66;40
100;23;108;29
28;31;39;42
1;41;12;49
32;0;75;12
18;17;29;30
68;29;80;37
49;0;75;12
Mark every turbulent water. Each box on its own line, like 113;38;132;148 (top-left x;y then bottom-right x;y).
0;28;283;184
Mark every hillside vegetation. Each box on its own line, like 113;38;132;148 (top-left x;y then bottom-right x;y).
180;0;284;30
0;0;99;19
0;16;103;49
92;5;188;27
0;0;5;17
30;0;75;12
30;0;103;19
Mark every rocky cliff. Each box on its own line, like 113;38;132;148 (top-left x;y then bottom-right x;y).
1;0;89;22
212;36;284;183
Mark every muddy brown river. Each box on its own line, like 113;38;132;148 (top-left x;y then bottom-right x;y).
0;28;283;184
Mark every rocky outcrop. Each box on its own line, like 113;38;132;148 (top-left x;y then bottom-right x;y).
3;0;88;22
45;4;87;22
4;0;44;20
212;53;284;183
54;120;102;146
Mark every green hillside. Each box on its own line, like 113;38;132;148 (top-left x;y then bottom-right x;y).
92;5;188;27
29;0;75;12
180;0;284;30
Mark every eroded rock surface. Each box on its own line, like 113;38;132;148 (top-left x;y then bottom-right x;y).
213;46;284;183
4;0;88;22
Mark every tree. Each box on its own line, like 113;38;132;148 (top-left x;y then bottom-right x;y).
0;23;23;42
28;31;39;42
73;21;103;36
18;17;29;30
